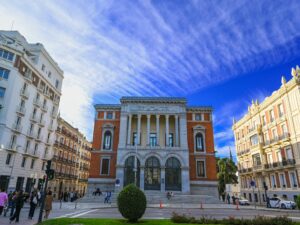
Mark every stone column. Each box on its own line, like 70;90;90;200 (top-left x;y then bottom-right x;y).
127;114;132;145
181;167;190;193
165;115;169;147
140;167;145;190
175;115;179;147
161;166;165;192
147;115;151;146
137;114;141;145
156;115;160;146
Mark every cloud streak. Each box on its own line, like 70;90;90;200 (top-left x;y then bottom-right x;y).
1;0;300;141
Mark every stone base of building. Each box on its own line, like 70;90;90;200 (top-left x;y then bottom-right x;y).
240;189;299;203
87;178;115;196
190;180;219;197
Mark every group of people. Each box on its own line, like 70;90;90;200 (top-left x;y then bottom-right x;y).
0;188;53;223
226;193;237;205
60;190;82;202
92;188;112;203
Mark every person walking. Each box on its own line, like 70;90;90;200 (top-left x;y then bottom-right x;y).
0;189;8;216
44;190;53;219
28;191;38;219
226;193;231;204
6;192;16;217
9;190;24;223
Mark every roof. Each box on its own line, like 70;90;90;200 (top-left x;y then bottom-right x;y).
120;96;187;104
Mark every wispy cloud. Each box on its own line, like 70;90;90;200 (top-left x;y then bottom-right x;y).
1;0;300;140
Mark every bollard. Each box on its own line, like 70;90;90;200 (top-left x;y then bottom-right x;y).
160;200;163;209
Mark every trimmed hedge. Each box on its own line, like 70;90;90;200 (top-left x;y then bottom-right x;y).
117;184;147;222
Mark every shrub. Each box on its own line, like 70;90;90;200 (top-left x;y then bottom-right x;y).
117;184;147;222
296;195;300;210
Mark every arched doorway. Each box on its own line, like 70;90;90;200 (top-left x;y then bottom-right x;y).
165;157;181;191
124;156;140;187
144;156;161;190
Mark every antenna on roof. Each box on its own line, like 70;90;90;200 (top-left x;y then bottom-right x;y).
10;20;14;31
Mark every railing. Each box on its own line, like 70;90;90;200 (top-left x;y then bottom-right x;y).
24;71;32;81
12;123;22;133
237;149;250;156
16;105;26;115
20;89;29;98
33;99;41;107
265;159;296;169
253;164;263;171
30;114;38;123
238;168;253;174
39;119;46;127
41;104;48;112
36;135;43;142
264;133;290;146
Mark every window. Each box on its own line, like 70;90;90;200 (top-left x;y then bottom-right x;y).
250;134;258;146
133;132;137;146
195;113;202;121
0;67;10;79
42;162;45;171
0;48;14;61
196;160;205;177
168;133;174;147
276;151;282;162
271;174;276;188
0;87;6;97
150;133;157;147
278;104;284;117
30;159;35;169
10;135;17;149
195;133;204;151
25;140;30;152
270;110;275;122
106;112;113;119
6;153;12;165
48;71;51;78
252;153;261;166
41;64;45;71
21;157;26;168
286;147;293;160
100;158;110;175
103;131;112;150
34;143;38;155
55;80;59;89
290;172;298;187
281;124;288;136
280;174;286;188
272;129;278;140
262;115;266;125
267;153;273;164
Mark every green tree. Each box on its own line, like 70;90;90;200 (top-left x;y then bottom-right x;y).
217;157;238;200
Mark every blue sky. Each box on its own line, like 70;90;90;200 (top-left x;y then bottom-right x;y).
1;0;300;160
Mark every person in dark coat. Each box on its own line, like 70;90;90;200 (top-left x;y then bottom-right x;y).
9;190;24;223
28;191;38;219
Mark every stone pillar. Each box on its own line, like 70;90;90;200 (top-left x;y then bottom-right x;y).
140;167;145;190
179;114;188;149
127;114;132;145
175;115;179;147
147;115;151;146
156;115;160;146
161;167;165;192
116;165;124;191
181;167;190;193
137;114;141;145
118;112;128;148
165;115;169;147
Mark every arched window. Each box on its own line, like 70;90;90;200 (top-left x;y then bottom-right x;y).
144;156;161;190
124;156;140;187
195;133;204;152
103;131;112;150
165;157;181;191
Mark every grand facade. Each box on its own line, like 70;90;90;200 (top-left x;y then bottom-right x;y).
232;66;300;202
89;97;218;196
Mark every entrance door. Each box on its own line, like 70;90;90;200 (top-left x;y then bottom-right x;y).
165;157;181;191
124;156;140;187
144;157;161;190
0;176;10;191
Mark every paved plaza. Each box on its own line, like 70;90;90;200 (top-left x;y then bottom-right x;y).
0;201;299;225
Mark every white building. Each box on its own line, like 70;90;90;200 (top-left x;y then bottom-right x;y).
0;31;64;193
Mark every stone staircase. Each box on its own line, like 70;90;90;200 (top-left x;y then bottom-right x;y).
81;191;221;204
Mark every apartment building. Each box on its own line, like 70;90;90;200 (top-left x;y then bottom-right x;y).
232;66;300;202
48;117;92;199
89;97;218;196
0;31;63;192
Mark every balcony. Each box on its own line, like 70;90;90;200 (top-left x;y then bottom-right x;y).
264;133;290;147
237;149;250;157
33;99;41;107
20;89;29;99
36;135;43;142
37;86;45;94
264;159;296;170
16;105;26;116
11;123;22;133
51;110;57;119
41;104;48;112
6;142;17;152
38;119;45;127
253;164;263;171
48;124;54;132
24;71;32;82
238;168;253;174
26;130;36;139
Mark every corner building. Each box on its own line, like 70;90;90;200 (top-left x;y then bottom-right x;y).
232;67;300;202
89;97;218;196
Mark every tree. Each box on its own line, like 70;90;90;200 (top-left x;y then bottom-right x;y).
217;157;238;200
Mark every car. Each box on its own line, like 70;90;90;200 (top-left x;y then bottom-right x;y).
268;197;296;209
236;197;250;205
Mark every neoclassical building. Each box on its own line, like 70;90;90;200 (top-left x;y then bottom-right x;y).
88;97;218;196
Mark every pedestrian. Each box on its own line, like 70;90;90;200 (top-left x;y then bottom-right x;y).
44;190;53;219
37;189;41;207
104;191;111;203
70;191;74;202
28;191;38;219
9;190;24;223
232;195;236;205
226;193;231;204
7;191;16;217
0;188;8;216
63;191;68;202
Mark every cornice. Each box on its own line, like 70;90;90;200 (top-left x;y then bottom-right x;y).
120;96;187;104
94;104;121;110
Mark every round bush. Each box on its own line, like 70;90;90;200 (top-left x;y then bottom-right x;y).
117;184;147;222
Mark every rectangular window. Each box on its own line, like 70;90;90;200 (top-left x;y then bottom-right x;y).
169;133;174;147
0;48;14;61
286;148;293;160
196;160;206;177
106;112;113;119
278;104;284;117
21;157;26;168
41;64;45;71
0;67;10;79
100;158;110;175
252;153;261;166
271;174;276;188
150;133;157;147
270;110;275;122
42;162;45;171
262;115;266;125
55;80;59;89
0;87;6;97
6;153;12;165
30;159;35;169
195;113;202;121
133;132;137;146
290;172;298;187
280;174;286;187
196;133;204;151
250;134;258;146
